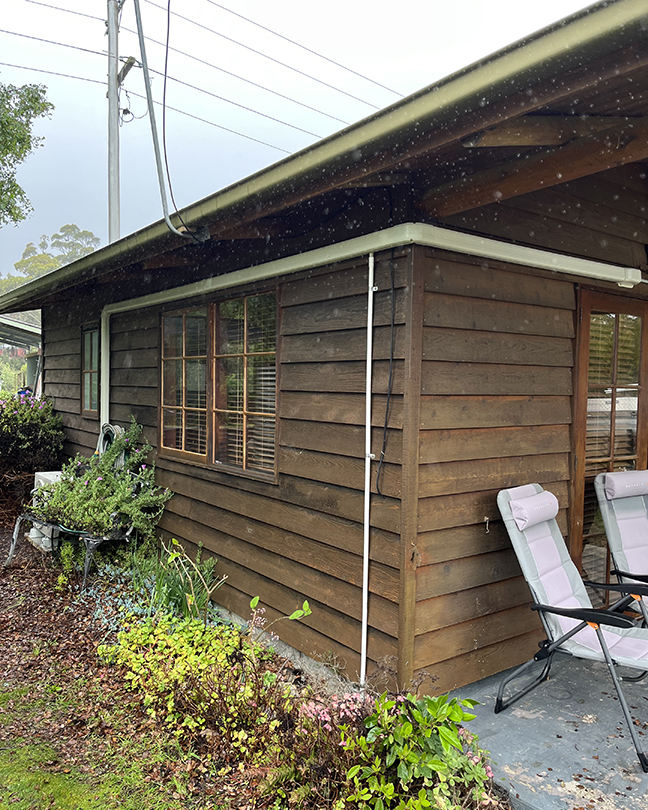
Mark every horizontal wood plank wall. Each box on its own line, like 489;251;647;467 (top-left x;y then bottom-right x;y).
42;309;98;458
151;251;409;682
413;248;575;694
438;165;648;267
110;310;159;449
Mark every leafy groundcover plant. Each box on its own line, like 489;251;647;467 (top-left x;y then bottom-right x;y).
29;417;172;541
98;591;503;810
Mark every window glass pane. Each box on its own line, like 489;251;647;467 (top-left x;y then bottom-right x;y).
163;359;183;407
90;374;98;412
215;412;244;467
588;313;615;386
247;356;276;414
216;299;244;355
91;331;99;370
84;374;91;412
247;416;275;471
163;408;183;450
185;410;207;455
215;356;244;411
83;332;92;371
163;315;183;357
247;293;276;353
185;359;207;408
185;310;207;356
586;391;611;460
617;314;641;385
614;388;638;458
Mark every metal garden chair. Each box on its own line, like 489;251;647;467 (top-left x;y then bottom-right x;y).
594;470;648;625
496;482;648;772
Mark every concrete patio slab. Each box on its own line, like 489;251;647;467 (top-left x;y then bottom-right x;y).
451;656;648;810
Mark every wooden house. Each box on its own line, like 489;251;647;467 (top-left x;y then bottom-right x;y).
3;0;648;693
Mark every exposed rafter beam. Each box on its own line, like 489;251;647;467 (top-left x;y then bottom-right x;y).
461;115;640;147
419;119;648;218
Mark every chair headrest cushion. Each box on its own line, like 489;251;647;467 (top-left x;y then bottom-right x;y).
604;470;648;500
509;490;559;531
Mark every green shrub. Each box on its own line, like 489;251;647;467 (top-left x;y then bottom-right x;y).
30;417;172;540
344;692;498;810
0;393;64;474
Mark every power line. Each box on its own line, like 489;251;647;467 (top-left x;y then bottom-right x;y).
0;60;105;85
121;25;350;126
0;28;106;59
0;27;326;137
16;0;351;125
143;0;381;109
202;0;402;98
21;0;104;23
149;66;323;137
0;60;292;153
128;89;291;153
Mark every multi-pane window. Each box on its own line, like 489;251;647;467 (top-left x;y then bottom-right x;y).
81;324;99;415
161;293;276;474
214;293;276;472
161;309;208;457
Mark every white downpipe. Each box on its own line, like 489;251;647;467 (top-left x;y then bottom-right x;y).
361;254;376;686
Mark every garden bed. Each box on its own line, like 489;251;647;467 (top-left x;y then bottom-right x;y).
0;525;511;810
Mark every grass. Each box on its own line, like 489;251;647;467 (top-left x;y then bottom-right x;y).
0;677;209;810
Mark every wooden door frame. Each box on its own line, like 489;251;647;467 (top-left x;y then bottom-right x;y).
570;288;648;564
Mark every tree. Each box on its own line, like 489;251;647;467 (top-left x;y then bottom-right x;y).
14;224;100;278
0;223;100;313
0;82;53;226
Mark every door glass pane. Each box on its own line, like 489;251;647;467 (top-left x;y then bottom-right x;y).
588;313;615;386
585;392;611;460
617;315;641;385
614;388;638;458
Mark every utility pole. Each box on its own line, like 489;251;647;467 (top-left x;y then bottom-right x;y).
107;0;120;243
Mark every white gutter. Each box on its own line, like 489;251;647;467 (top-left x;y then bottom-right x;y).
101;220;643;425
361;254;376;685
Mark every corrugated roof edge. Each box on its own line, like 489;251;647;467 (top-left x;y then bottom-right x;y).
0;0;645;315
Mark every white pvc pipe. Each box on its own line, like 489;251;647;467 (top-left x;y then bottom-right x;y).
360;254;375;685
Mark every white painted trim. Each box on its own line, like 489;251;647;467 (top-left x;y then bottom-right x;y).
100;222;643;423
361;254;375;686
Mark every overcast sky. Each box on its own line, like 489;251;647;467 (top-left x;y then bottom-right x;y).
0;0;597;274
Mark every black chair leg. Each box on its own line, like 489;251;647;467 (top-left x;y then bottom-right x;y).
495;652;555;714
596;627;648;773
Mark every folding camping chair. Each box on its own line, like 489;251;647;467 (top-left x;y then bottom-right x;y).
594;470;648;624
496;482;648;772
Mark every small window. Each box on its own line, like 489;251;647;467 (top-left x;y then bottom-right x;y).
81;324;99;415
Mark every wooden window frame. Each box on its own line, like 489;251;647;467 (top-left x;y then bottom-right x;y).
81;322;100;418
159;292;278;481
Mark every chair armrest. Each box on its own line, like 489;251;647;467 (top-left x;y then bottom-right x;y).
531;603;635;628
610;570;648;585
583;579;648;597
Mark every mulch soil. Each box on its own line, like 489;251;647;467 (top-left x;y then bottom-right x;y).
0;522;267;808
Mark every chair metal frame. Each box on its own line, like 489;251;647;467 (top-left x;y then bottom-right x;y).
497;483;648;772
